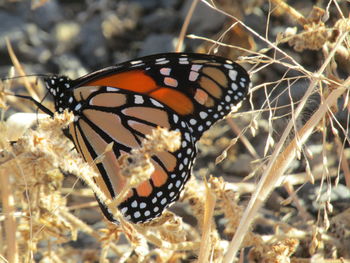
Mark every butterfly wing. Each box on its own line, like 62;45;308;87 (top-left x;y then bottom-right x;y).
70;53;249;140
67;87;195;223
44;53;250;223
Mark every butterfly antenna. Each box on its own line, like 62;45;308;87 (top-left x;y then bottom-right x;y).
2;73;54;117
14;94;54;117
35;91;52;123
1;74;50;82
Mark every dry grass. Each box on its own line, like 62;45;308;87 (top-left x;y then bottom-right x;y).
1;0;350;263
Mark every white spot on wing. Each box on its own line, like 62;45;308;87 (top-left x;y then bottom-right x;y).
164;77;178;87
191;64;202;72
160;67;171;76
160;198;167;205
155;60;170;65
134;95;144;104
189;71;199;81
130;60;143;65
231;83;238;91
199;111;208;119
150;99;163;107
184;132;191;142
75;103;82;111
229;70;237;81
179;57;189;64
106;87;120;92
134;211;141;218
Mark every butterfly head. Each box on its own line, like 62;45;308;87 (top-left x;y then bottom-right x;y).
44;75;76;114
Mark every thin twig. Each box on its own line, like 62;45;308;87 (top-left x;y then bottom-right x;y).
175;0;200;52
223;28;349;262
223;76;350;262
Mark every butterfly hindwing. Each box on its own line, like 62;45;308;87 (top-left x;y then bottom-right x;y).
67;87;196;223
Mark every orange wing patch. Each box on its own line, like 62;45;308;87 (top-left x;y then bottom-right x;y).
155;151;177;172
150;160;168;187
85;70;194;115
136;180;153;197
202;67;228;87
199;76;222;98
87;70;158;94
150;88;193;115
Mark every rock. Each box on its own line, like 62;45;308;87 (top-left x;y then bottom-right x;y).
142;9;179;33
51;53;88;78
53;21;81;54
30;0;63;31
222;153;253;175
78;16;108;68
128;0;158;11
180;0;226;35
138;34;176;57
0;11;26;51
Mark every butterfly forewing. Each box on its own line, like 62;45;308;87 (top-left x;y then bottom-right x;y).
73;53;249;139
44;53;250;223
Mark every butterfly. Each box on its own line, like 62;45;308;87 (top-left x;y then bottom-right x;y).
20;53;250;224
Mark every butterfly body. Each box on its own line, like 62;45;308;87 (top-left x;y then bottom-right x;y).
44;53;250;223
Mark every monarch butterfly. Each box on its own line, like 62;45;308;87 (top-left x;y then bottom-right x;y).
17;53;250;224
